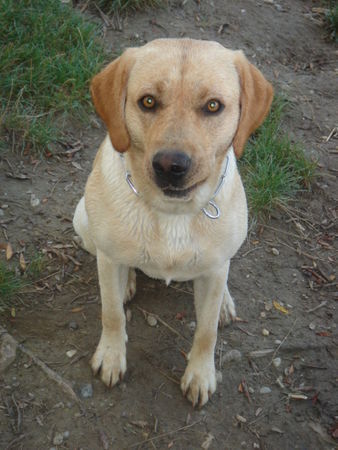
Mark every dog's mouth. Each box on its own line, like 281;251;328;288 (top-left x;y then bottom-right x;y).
161;180;205;198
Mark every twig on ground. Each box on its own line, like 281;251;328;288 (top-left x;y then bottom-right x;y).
93;2;112;27
168;284;193;296
5;433;26;450
277;239;322;262
306;300;327;313
262;319;298;371
258;223;311;242
325;126;337;142
11;394;22;433
129;419;203;448
0;326;84;413
239;246;263;258
136;306;191;344
236;325;256;337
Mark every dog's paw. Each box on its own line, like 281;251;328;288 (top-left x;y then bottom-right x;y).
91;334;127;387
124;268;136;304
218;291;236;327
181;360;216;407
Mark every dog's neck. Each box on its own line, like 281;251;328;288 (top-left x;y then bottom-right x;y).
119;148;233;220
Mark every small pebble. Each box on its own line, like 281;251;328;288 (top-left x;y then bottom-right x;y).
236;414;247;423
66;349;77;358
80;383;93;398
272;357;281;368
275;339;282;345
188;321;196;331
63;431;70;439
147;315;157;327
126;309;132;322
0;334;17;373
265;301;272;311
68;321;78;330
260;386;272;394
309;322;316;331
260;311;266;318
53;432;64;446
30;194;40;208
275;4;283;12
271;247;279;256
248;387;255;394
222;349;242;364
262;328;270;336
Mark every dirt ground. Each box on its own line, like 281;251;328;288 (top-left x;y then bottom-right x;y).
0;1;337;449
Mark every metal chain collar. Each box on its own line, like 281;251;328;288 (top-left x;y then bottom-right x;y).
119;153;230;220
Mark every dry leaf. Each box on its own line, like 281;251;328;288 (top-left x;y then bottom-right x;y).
316;331;331;337
288;393;308;400
71;307;84;313
130;420;148;429
273;300;289;314
19;253;26;271
6;243;13;260
309;421;335;444
201;433;214;449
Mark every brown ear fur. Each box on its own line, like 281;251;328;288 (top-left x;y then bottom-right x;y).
233;51;274;158
90;49;136;152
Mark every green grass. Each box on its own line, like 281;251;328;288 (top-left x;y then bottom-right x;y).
0;262;23;308
325;3;338;41
0;0;106;154
0;252;46;311
240;96;316;217
92;0;162;14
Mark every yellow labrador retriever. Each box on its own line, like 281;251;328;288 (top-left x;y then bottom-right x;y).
73;38;273;407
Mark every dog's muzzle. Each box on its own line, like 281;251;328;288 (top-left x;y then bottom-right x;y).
152;150;191;196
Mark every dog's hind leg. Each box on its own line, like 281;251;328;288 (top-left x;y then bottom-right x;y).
218;260;236;327
73;196;96;256
124;268;136;304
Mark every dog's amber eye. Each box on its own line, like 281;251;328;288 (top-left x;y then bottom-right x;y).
206;100;221;113
140;95;156;110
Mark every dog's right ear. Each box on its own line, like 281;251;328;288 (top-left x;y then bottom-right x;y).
90;49;136;153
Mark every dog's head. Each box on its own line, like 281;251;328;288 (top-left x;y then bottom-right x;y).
91;39;273;212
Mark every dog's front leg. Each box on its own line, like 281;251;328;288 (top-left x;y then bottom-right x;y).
91;250;128;387
181;262;231;407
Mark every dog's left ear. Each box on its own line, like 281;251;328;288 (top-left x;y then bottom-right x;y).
233;51;274;158
90;48;137;153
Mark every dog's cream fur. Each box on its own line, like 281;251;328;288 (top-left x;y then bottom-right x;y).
73;39;273;407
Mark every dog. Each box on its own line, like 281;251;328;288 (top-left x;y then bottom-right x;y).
73;38;273;407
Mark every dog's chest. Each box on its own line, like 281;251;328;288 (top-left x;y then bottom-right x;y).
133;215;217;282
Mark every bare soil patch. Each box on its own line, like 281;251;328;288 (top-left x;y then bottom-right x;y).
0;1;337;449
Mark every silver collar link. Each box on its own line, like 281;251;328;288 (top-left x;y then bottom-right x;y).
120;153;229;219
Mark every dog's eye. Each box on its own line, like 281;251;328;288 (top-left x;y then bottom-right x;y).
203;99;224;115
139;95;156;111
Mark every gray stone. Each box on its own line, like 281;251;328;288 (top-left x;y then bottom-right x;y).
272;357;282;368
260;386;272;394
80;383;93;398
53;432;64;445
68;321;78;330
222;349;242;364
0;333;17;373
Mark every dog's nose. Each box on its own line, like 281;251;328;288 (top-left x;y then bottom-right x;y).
152;151;191;186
